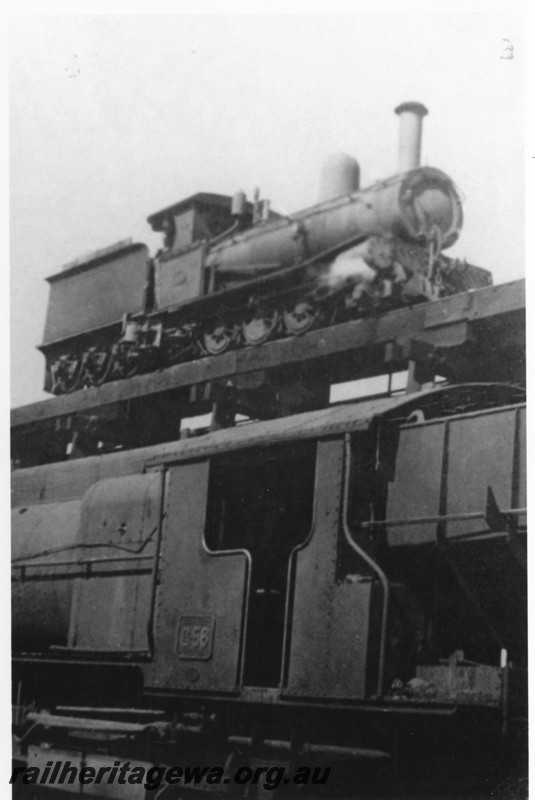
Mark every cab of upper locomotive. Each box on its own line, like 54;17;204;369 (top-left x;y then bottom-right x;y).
147;193;249;307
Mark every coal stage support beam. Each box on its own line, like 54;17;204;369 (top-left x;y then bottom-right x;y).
11;279;525;430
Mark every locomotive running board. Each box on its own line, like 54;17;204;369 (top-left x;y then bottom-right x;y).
25;711;150;736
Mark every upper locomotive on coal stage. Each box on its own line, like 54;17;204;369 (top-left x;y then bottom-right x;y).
41;102;490;394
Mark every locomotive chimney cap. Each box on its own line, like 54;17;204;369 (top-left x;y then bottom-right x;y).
395;101;428;118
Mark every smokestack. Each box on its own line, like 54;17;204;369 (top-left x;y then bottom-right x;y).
394;101;428;172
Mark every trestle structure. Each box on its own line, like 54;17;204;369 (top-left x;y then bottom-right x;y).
11;279;524;467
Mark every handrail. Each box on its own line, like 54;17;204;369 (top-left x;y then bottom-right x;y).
342;434;390;697
12;554;153;570
359;507;526;529
11;525;159;565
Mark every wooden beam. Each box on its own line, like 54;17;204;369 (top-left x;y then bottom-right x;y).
11;280;525;429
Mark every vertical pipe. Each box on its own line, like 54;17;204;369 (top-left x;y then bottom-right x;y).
394;102;429;172
343;434;389;696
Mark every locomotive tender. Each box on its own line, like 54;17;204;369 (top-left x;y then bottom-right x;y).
41;102;491;395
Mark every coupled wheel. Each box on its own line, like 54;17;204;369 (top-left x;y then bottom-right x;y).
109;343;141;380
80;347;113;387
163;329;194;366
50;355;83;395
92;348;114;385
241;308;279;346
282;299;318;335
201;320;235;356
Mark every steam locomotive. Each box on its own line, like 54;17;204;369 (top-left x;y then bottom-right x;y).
12;382;527;797
12;101;526;798
41;102;491;395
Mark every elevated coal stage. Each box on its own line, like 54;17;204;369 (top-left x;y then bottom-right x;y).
11;279;524;467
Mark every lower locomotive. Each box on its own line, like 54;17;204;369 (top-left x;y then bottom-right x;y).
12;383;527;797
40;102;491;395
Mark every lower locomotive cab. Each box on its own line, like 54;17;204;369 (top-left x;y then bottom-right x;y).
12;384;526;797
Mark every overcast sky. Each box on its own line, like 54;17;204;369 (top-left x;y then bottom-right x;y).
9;11;525;407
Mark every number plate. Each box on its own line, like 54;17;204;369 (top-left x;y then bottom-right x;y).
176;616;215;660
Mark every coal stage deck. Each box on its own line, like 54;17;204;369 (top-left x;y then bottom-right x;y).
11;279;525;467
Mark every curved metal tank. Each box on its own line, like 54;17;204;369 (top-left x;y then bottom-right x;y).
207;167;462;278
12;471;163;657
12;500;81;652
318;152;361;201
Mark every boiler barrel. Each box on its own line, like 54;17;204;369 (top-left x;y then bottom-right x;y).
207;167;462;276
12;500;81;652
